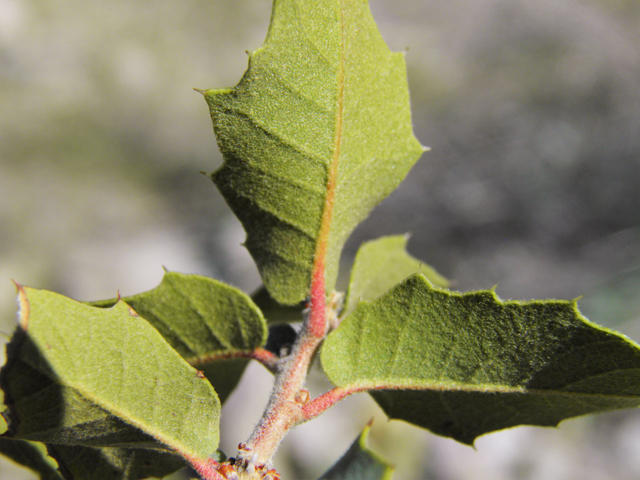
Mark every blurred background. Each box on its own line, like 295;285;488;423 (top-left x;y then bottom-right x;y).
1;0;639;478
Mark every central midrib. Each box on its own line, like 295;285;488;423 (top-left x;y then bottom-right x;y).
310;0;346;306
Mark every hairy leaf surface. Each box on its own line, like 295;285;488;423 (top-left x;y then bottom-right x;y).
317;422;393;480
203;0;424;304
91;272;268;402
322;274;640;444
344;235;448;317
1;287;220;460
92;272;267;361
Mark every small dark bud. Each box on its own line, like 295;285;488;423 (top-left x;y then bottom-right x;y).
264;324;298;357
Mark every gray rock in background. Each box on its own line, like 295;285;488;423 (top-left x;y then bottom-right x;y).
0;0;639;478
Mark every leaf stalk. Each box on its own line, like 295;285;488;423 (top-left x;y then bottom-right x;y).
241;304;327;467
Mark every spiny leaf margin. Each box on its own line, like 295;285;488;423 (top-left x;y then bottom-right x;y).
203;0;424;304
321;274;640;444
91;271;268;402
91;271;268;362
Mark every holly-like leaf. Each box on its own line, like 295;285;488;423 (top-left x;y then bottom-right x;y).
92;271;268;402
321;274;640;445
0;439;63;480
203;0;424;304
317;422;393;480
47;445;184;480
92;271;267;362
1;287;220;461
344;235;448;317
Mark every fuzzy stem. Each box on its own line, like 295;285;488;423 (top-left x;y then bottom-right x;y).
241;255;331;465
242;309;327;465
236;2;346;466
301;385;369;421
188;457;225;480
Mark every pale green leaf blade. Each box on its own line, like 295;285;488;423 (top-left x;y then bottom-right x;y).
344;235;448;317
0;439;63;480
91;271;268;403
203;0;424;304
47;445;184;480
1;287;220;460
317;422;393;480
321;274;640;445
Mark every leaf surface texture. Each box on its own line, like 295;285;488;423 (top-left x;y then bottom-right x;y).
344;235;448;317
204;0;423;304
91;272;268;402
1;287;220;460
322;274;640;444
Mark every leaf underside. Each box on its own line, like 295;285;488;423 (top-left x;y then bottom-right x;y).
91;271;268;402
318;422;393;480
344;235;448;317
322;274;640;445
1;287;220;460
204;0;424;304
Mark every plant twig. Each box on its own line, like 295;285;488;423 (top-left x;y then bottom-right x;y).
188;348;279;374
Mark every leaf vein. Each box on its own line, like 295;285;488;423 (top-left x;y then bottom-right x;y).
224;107;328;169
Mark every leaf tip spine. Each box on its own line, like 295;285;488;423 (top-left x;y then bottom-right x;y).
358;418;375;448
14;282;29;330
571;295;584;305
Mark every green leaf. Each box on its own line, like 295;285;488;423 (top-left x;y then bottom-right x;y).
251;287;304;325
47;445;184;480
344;235;448;317
91;271;268;403
1;286;220;460
321;274;640;445
318;422;393;480
92;271;267;361
203;0;424;304
0;439;63;480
